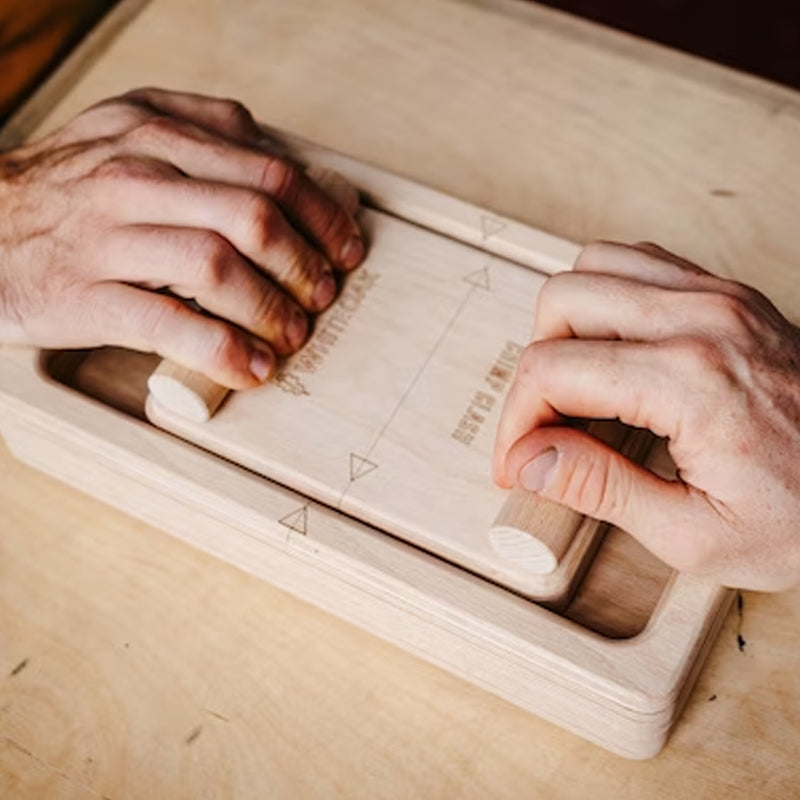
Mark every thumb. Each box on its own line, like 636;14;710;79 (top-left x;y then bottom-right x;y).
505;426;713;571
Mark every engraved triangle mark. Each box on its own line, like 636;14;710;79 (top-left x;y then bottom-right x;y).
350;453;379;481
463;265;491;291
279;506;308;535
480;214;507;240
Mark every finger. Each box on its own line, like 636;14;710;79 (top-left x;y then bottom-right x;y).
532;271;747;343
492;338;686;486
122;87;263;145
48;89;261;150
90;159;337;312
503;425;720;574
574;241;715;288
118;111;364;271
85;283;275;389
40;103;153;149
100;225;309;356
631;241;712;273
306;165;361;218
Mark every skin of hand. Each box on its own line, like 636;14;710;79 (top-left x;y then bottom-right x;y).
493;241;800;591
0;87;365;388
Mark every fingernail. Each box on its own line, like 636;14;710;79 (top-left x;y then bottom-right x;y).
249;347;273;382
339;235;364;269
287;307;308;349
519;448;558;492
313;271;337;310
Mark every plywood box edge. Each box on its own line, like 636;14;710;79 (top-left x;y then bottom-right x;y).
0;339;727;760
0;391;669;759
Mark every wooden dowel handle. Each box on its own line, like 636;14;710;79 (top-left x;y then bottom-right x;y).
146;167;360;422
488;420;631;575
147;360;230;422
490;491;583;574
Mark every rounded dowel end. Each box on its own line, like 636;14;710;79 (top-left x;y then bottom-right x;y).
488;524;559;574
146;360;230;422
489;486;584;575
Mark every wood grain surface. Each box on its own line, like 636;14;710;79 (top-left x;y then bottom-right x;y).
146;206;558;596
2;0;800;796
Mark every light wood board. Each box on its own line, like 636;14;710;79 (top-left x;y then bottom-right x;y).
148;207;563;596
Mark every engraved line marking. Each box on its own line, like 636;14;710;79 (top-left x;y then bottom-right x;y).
363;278;479;453
337;259;492;506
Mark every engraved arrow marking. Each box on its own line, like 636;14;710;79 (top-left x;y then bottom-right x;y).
463;265;491;291
480;214;507;240
279;506;308;535
350;453;379;481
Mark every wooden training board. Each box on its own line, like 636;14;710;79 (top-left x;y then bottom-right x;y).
148;205;576;597
0;129;733;759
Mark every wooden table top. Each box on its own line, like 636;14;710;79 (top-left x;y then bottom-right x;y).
2;1;800;796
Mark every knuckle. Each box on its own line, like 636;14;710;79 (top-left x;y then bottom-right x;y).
573;240;612;270
239;193;280;249
70;97;149;134
121;86;158;103
660;335;737;435
125;114;182;149
701;290;755;336
101;96;152;124
218;98;255;132
208;323;247;372
624;385;651;431
90;155;152;182
515;342;555;392
537;271;574;311
260;157;301;202
716;276;755;300
282;244;318;287
192;232;234;289
250;286;287;327
515;343;541;383
664;334;725;375
312;202;345;246
137;295;183;341
537;273;562;305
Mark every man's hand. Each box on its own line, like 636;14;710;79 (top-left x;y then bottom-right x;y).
0;88;365;388
493;241;800;591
